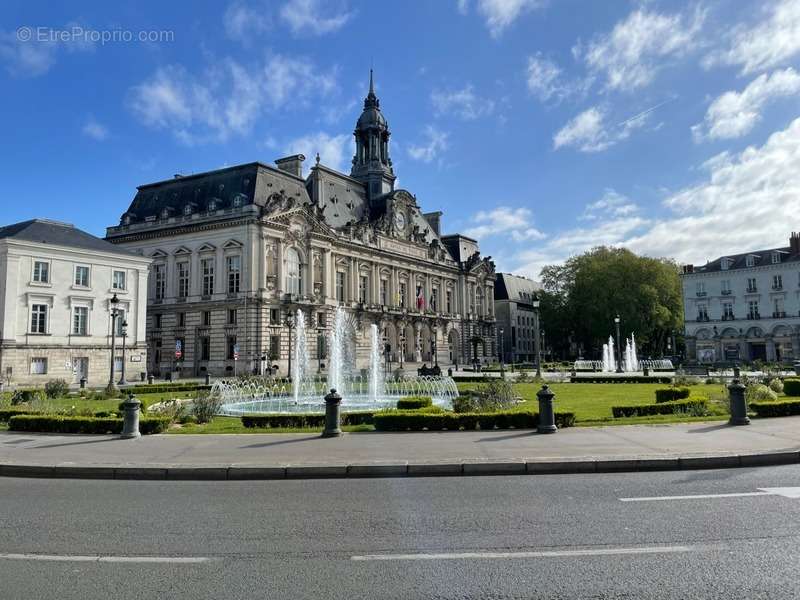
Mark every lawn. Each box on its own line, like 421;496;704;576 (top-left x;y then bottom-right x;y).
168;416;372;435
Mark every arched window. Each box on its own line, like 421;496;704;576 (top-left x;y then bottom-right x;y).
286;248;301;295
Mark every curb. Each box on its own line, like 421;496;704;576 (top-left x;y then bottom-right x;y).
1;449;798;481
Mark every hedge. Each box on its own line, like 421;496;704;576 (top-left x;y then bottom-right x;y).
241;412;375;429
129;383;210;394
373;409;575;431
117;398;151;413
7;415;170;435
611;398;707;418
654;387;691;403
750;400;800;418
571;376;672;384
0;408;31;422
396;396;433;410
782;378;800;397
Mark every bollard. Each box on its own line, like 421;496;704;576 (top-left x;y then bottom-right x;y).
321;388;342;438
536;384;557;434
643;366;650;377
727;379;750;426
447;367;453;377
147;374;154;385
733;365;741;378
80;378;87;389
120;392;141;439
204;372;211;385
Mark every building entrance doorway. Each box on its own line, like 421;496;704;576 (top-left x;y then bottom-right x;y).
749;343;767;361
72;357;89;384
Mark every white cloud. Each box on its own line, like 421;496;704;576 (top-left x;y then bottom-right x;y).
704;0;800;75
283;131;350;174
280;0;353;35
407;125;449;163
459;0;543;37
0;23;94;77
510;117;800;278
578;8;704;92
82;117;108;141
580;189;638;221
553;104;656;152
128;55;337;144
431;84;495;120
223;1;271;39
692;67;800;141
464;206;546;242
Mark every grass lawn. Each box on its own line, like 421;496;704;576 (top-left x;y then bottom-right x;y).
167;416;372;435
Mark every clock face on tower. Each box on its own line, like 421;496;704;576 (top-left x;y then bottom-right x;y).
394;211;406;231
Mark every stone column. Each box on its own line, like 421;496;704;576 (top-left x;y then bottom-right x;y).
258;235;266;292
276;240;284;297
303;245;313;299
414;321;422;362
765;335;776;362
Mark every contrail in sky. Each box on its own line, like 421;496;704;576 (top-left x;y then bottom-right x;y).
617;97;678;128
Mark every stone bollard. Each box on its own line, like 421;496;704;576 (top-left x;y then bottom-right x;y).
204;372;211;385
536;384;557;434
147;374;154;385
727;379;750;426
733;365;741;378
120;392;141;439
321;388;342;438
643;366;650;376
80;378;87;389
447;367;453;377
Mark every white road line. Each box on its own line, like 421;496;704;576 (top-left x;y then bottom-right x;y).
351;545;694;561
620;491;772;502
0;553;214;564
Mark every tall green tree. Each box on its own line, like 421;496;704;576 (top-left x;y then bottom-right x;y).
539;247;683;359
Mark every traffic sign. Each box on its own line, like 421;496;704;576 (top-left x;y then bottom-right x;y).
175;340;182;359
233;344;240;360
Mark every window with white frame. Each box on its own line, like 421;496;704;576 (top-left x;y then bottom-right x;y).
721;279;731;294
227;255;241;294
177;262;190;298
746;255;755;267
154;264;166;300
773;274;783;289
358;275;368;304
772;252;781;264
398;281;406;308
748;300;760;319
30;304;47;334
697;303;709;321
73;306;88;335
336;271;346;303
74;265;90;287
696;281;705;295
32;260;49;283
722;302;734;319
115;309;126;336
446;289;453;313
747;277;757;292
30;357;47;375
774;297;785;316
285;249;300;296
112;270;126;290
431;288;439;312
201;258;215;295
380;279;388;305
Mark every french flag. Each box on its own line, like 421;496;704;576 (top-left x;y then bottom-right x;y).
416;286;425;309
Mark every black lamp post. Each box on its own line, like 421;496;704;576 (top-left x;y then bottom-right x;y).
499;327;505;370
533;294;542;379
108;293;120;392
117;319;128;385
286;312;295;380
614;314;623;373
431;337;438;367
385;342;391;373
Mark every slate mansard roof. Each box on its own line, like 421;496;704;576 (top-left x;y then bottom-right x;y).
494;273;541;303
0;219;140;257
685;234;800;275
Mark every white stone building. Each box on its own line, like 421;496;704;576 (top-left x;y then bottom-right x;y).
0;219;151;387
105;73;497;378
681;232;800;364
494;273;542;364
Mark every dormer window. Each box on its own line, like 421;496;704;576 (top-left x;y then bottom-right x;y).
772;252;781;264
208;200;216;211
746;255;755;267
184;204;193;216
122;214;132;226
233;196;242;208
161;208;170;219
721;257;731;270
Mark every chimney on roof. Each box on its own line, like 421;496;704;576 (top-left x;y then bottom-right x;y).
275;154;306;178
423;211;442;236
683;264;694;274
790;232;800;254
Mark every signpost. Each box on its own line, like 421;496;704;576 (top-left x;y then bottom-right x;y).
233;343;240;376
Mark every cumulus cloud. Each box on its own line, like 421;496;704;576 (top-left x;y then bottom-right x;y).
704;0;800;75
525;53;591;103
458;0;544;37
280;0;353;35
407;125;449;163
576;7;704;92
580;189;639;221
0;22;94;77
464;206;546;243
81;117;108;141
692;67;800;141
553;103;663;153
128;55;337;144
431;84;495;120
223;1;272;39
283;131;351;174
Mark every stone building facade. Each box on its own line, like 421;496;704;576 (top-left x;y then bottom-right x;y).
494;273;541;364
681;232;800;364
0;219;150;387
105;73;497;377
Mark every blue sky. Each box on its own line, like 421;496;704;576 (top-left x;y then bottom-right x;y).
2;0;800;278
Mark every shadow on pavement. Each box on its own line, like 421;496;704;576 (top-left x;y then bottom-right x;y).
30;438;121;450
686;423;731;434
239;435;320;449
476;431;536;443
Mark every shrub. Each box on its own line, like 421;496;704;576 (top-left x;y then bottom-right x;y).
129;383;210;394
372;409;575;431
241;412;374;429
655;387;691;403
783;378;800;397
10;389;44;405
117;398;150;414
768;378;785;394
452;395;477;413
7;415;169;434
569;376;672;384
750;400;800;418
611;398;708;418
44;379;69;399
179;414;198;425
745;383;777;403
672;369;702;386
0;408;31;422
396;396;433;410
191;391;222;424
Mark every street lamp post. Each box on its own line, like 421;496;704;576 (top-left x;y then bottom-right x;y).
499;327;505;372
533;294;542;379
385;342;391;373
117;320;128;385
541;328;546;363
431;337;438;367
286;312;295;380
614;315;623;373
399;336;405;369
107;293;120;392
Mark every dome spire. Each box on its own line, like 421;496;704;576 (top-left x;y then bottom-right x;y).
364;68;379;109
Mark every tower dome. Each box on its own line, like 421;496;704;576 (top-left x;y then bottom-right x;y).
350;70;395;198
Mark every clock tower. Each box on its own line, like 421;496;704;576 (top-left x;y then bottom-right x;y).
350;70;396;200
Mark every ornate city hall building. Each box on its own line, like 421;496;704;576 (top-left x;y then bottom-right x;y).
105;73;497;377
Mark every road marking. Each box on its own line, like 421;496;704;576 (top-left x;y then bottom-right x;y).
351;545;694;561
620;487;800;502
0;553;214;564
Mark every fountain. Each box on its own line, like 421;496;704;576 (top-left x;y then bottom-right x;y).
574;331;674;374
602;335;616;372
217;306;458;415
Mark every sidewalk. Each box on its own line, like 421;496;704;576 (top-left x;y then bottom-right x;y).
2;417;800;480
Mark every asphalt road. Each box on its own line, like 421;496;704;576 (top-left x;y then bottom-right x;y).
2;465;800;599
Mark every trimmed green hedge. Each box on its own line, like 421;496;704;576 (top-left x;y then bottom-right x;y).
655;387;691;403
782;378;800;397
571;376;672;384
612;398;707;418
396;396;433;410
129;383;210;394
241;412;375;429
0;408;31;422
7;415;170;434
117;398;151;413
373;409;575;431
750;400;800;418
